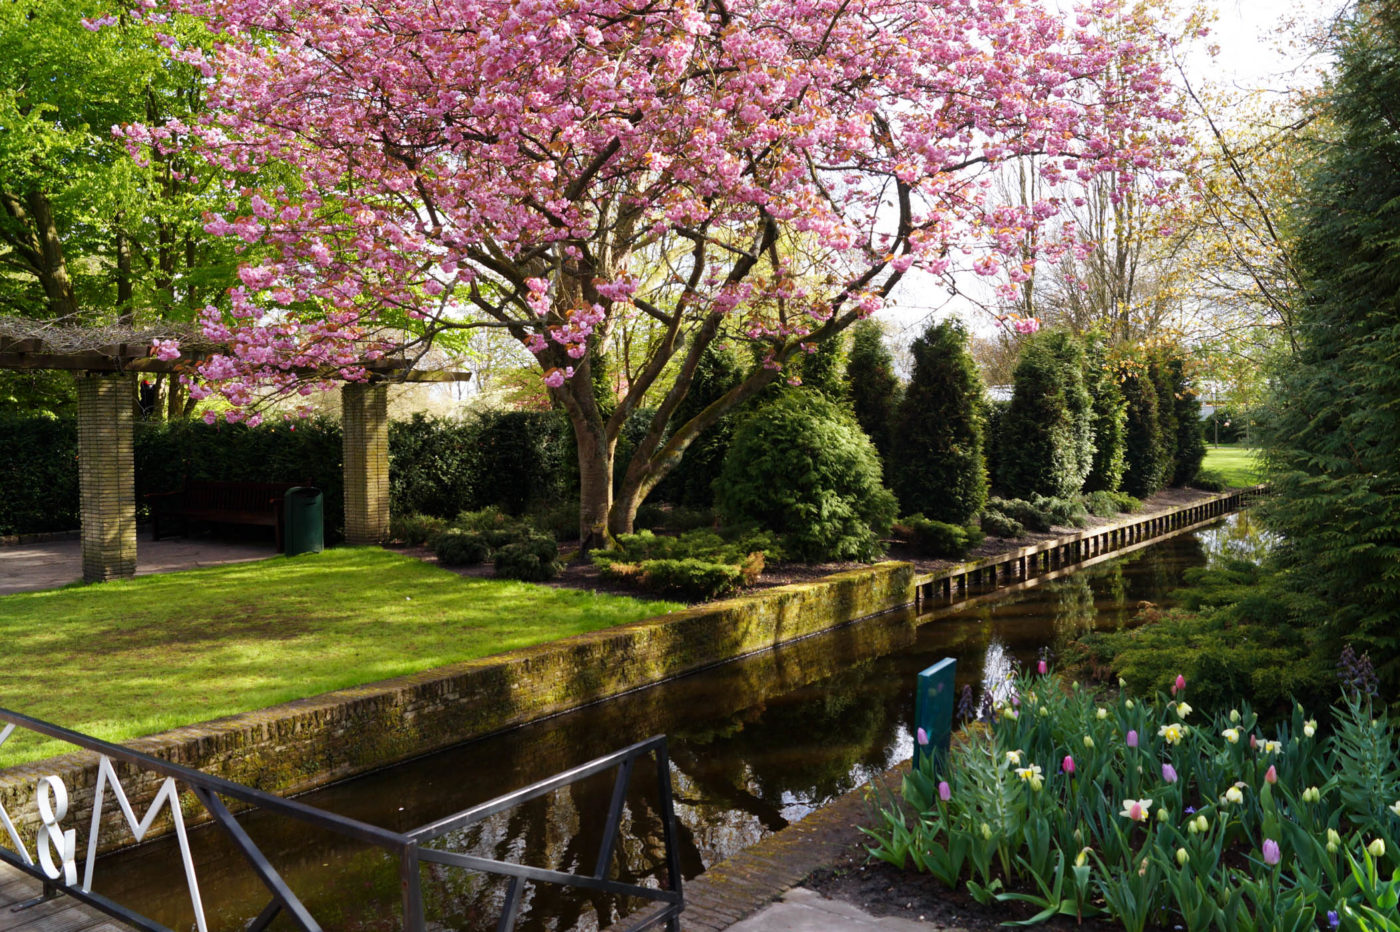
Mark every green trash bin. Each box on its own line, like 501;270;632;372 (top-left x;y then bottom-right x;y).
283;486;324;556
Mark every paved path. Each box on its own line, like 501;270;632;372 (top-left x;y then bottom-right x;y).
0;864;127;932
724;887;939;931
0;537;276;596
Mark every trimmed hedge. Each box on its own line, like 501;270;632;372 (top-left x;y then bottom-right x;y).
0;411;579;539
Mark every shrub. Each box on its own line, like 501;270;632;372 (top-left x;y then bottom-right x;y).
1191;469;1228;492
996;329;1094;500
0;415;78;535
527;499;582;541
1109;491;1142;513
1029;494;1089;529
889;319;989;524
900;514;984;558
631;558;744;601
716;390;897;562
493;534;561;581
390;512;448;546
434;529;491;566
985;497;1049;533
1083;490;1120;518
979;510;1025;539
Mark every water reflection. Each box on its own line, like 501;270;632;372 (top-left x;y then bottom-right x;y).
93;517;1246;931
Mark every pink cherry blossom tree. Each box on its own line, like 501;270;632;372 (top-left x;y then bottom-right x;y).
139;0;1188;549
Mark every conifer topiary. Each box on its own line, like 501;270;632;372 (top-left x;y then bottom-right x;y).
995;328;1093;499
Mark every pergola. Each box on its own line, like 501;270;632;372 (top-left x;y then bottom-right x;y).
0;325;469;583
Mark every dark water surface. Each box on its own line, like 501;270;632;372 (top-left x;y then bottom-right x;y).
91;516;1257;931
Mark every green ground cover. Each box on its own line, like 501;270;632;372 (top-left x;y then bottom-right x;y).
1202;444;1261;487
0;549;679;766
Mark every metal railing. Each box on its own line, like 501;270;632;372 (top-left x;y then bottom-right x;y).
0;707;683;931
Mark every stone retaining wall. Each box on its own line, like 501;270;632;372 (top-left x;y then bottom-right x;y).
0;561;915;853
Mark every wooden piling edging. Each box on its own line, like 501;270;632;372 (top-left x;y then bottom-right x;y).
911;486;1265;611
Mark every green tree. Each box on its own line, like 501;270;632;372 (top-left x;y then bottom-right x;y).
1119;360;1166;498
844;320;902;474
0;2;248;415
889;319;988;524
716;390;897;562
996;328;1094;499
1148;349;1179;485
656;342;746;508
1168;354;1206;485
1082;329;1127;492
1257;0;1400;689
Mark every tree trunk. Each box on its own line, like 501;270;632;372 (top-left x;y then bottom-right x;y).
574;419;615;553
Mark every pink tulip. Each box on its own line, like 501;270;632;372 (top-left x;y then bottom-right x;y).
1264;765;1277;784
938;781;951;802
1037;660;1048;675
1063;755;1076;774
1173;674;1186;695
916;727;929;746
1126;729;1139;748
1262;839;1280;866
1162;763;1177;784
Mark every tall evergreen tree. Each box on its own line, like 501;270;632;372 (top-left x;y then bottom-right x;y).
1169;354;1207;486
845;320;902;474
996;328;1094;499
1083;329;1127;492
796;333;848;400
1120;360;1166;498
1258;0;1400;688
1148;348;1179;485
889;319;988;524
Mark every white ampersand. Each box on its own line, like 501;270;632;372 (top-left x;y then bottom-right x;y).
36;775;78;886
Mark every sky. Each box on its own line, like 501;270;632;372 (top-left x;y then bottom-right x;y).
877;0;1344;345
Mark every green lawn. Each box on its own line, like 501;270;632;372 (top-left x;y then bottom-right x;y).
0;549;679;766
1202;444;1262;487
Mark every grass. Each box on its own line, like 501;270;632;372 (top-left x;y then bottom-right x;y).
0;548;680;767
1202;444;1262;487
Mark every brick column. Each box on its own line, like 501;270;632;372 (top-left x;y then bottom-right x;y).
343;382;390;545
77;372;137;583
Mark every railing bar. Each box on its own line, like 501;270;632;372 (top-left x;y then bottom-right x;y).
409;736;666;841
191;787;322;932
0;708;408;849
654;743;684;900
401;845;425;931
414;848;679;903
594;757;635;880
496;876;525;932
245;898;283;932
0;849;171;932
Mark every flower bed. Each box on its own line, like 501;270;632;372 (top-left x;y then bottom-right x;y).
867;660;1400;930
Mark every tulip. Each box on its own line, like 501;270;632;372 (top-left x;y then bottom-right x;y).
1264;765;1277;784
1162;763;1178;784
1230;708;1241;723
1327;828;1341;853
1368;838;1386;858
1083;735;1095;749
1176;848;1190;866
1304;719;1317;738
938;781;951;802
1125;699;1135;710
1119;798;1153;821
1126;729;1139;748
981;822;993;840
1263;839;1281;866
1223;786;1244;805
1063;755;1076;774
916;727;929;746
1194;814;1209;833
1097;707;1108;720
1038;659;1048;675
1157;807;1169;823
1390;800;1400;817
1303;786;1321;803
1119;677;1127;689
1175;674;1186;694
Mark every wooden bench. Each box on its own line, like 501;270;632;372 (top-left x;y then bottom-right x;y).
145;480;302;551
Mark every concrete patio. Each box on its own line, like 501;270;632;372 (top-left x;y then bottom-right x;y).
0;535;277;596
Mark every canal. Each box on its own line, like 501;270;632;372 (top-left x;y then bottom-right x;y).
92;514;1259;930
